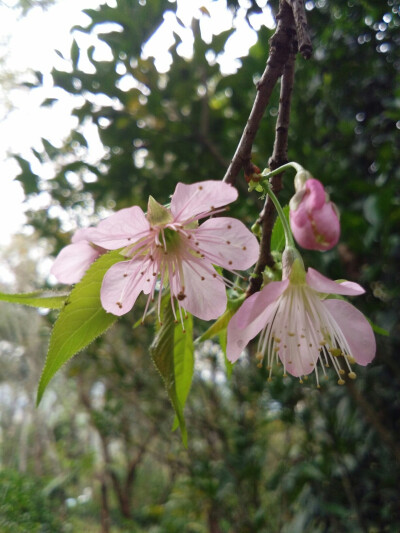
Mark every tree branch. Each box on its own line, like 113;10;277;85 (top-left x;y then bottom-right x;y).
222;0;312;187
246;46;297;297
223;0;298;185
286;0;313;58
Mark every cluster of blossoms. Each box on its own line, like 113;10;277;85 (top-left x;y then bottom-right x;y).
52;172;375;384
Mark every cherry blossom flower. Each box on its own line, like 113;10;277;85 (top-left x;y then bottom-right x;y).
51;228;106;284
90;180;259;321
227;249;375;386
289;175;340;251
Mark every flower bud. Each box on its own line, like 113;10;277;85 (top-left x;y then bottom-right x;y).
289;178;340;251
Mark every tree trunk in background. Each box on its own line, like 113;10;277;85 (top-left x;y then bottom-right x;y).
100;477;111;533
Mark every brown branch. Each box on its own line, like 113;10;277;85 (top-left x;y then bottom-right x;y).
246;46;297;297
223;0;297;185
286;0;313;58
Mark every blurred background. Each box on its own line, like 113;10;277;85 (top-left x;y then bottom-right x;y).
0;0;399;532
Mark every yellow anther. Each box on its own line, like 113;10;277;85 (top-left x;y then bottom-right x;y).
257;362;263;368
348;372;357;380
275;337;281;343
329;348;342;357
337;379;345;385
267;377;273;382
299;379;304;384
256;352;263;361
339;369;345;375
347;356;356;364
288;332;295;337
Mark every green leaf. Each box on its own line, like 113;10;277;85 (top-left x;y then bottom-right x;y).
150;294;194;447
271;205;289;253
196;295;245;343
0;290;69;309
219;329;233;379
171;312;194;432
370;321;389;337
36;250;123;405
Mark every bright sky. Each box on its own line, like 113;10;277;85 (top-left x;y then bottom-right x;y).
0;0;274;248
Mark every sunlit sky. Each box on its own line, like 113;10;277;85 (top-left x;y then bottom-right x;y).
0;0;274;248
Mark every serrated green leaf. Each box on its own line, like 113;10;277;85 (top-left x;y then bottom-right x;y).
150;294;194;447
171;312;194;432
271;205;289;253
36;250;123;405
0;290;69;309
196;295;245;343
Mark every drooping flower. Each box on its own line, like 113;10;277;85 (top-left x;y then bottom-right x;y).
89;180;259;321
289;171;340;251
227;248;375;386
51;228;106;284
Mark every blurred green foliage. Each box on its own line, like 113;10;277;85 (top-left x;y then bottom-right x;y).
0;469;63;532
6;0;400;531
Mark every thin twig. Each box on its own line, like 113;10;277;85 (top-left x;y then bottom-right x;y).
223;0;297;185
246;47;297;297
286;0;313;58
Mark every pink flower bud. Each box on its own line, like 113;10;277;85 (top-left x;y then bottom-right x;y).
289;178;340;251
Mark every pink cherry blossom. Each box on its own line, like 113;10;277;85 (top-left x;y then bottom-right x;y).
90;181;259;321
51;228;106;284
227;251;375;386
289;178;340;251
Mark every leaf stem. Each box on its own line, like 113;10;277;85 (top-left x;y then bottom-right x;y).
261;161;304;178
261;179;295;248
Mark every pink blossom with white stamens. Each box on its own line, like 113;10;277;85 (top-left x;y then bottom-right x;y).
90;180;259;321
227;249;375;386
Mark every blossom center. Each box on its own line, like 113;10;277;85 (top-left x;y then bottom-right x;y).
163;227;181;252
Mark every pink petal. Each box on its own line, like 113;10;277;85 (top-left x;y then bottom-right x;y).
195;217;259;270
323;299;376;365
71;227;94;244
279;343;320;378
306;268;365;296
226;280;288;363
304;179;326;211
290;203;340;251
177;259;227;321
51;242;101;284
170;181;238;223
91;206;150;249
100;259;153;316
